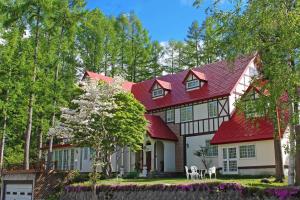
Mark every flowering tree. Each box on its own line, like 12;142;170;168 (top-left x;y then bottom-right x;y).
51;77;147;197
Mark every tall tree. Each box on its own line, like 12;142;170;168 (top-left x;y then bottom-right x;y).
165;40;186;74
147;41;164;78
193;0;300;183
184;20;204;68
115;14;130;76
127;12;151;82
77;9;105;73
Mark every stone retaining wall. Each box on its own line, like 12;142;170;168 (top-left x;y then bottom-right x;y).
60;183;300;200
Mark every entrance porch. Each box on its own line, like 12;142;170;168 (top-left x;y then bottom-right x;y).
139;136;176;177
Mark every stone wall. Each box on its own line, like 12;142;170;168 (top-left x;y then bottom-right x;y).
60;183;300;200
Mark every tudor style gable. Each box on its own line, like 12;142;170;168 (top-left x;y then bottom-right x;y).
183;70;207;91
149;79;172;99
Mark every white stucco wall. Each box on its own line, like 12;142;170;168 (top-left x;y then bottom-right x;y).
186;134;218;169
217;127;289;175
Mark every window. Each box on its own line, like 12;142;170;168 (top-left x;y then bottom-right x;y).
58;150;63;169
223;148;227;159
166;109;174;122
63;149;69;170
186;79;200;90
205;140;218;157
229;160;238;172
84;147;89;160
180;106;193;122
70;149;75;170
228;147;237;159
239;145;256;158
152;88;164;98
208;101;218;117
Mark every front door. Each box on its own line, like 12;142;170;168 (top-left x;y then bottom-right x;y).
222;147;238;174
146;151;151;171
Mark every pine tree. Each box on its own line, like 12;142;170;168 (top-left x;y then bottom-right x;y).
184;20;204;68
148;41;164;78
165;40;186;74
77;9;105;73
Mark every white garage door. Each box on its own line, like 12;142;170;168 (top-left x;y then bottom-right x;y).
5;184;32;200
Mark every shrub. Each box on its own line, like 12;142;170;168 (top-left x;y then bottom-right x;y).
123;171;139;179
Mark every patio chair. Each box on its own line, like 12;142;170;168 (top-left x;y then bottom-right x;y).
185;166;192;180
190;166;201;180
207;166;216;179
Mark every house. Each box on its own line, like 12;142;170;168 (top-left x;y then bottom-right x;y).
45;54;289;176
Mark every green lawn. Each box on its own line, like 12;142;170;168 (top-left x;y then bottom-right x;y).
72;177;287;189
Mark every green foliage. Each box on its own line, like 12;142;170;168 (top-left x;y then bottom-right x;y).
108;92;147;151
0;0;85;166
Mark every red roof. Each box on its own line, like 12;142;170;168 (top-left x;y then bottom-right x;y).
132;55;256;111
183;69;207;83
84;55;256;111
211;113;275;145
83;71;135;91
149;79;172;92
145;114;178;141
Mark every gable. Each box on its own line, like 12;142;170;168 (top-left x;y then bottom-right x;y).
132;55;257;111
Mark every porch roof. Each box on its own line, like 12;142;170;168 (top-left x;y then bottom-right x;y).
211;112;274;145
145;114;178;141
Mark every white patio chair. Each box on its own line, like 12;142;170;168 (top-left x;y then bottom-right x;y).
207;166;216;179
190;166;201;180
185;166;192;180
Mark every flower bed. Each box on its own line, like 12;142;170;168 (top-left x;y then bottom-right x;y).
61;183;300;200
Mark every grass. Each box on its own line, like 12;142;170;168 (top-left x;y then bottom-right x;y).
72;177;288;189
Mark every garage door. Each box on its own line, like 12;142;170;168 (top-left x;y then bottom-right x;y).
5;184;32;200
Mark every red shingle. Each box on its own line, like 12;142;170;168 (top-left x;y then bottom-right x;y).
145;114;178;141
84;71;135;91
211;113;274;145
132;55;256;111
183;69;207;83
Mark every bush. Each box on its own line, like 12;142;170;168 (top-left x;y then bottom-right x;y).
71;173;90;183
124;171;139;179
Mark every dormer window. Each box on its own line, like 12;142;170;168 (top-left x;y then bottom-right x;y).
183;70;207;91
152;88;164;98
149;79;172;99
186;79;200;90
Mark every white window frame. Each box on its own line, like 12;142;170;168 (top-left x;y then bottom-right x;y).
180;106;193;122
208;101;218;118
186;79;200;90
223;147;238;174
205;140;218;157
166;109;175;123
152;88;164;98
239;145;256;159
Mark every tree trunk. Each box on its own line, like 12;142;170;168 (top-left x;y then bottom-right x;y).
0;112;7;171
287;102;296;185
24;8;40;170
92;164;97;200
295;125;300;185
48;25;64;170
274;135;284;182
38;128;43;160
294;100;300;185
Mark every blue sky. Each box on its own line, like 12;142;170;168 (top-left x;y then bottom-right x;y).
86;0;229;42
